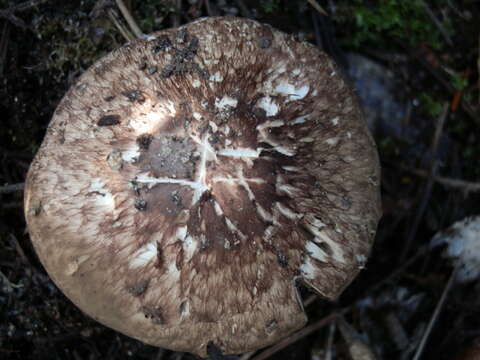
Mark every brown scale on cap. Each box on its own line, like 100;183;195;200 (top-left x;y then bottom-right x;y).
24;17;381;357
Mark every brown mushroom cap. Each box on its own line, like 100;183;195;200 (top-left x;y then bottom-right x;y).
24;17;381;356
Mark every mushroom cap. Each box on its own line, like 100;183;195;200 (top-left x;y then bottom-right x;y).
24;17;381;356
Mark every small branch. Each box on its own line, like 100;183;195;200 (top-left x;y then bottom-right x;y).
204;0;215;16
325;321;336;360
408;168;480;195
108;8;135;41
0;270;23;293
337;316;376;360
0;11;27;28
239;351;256;360
234;0;253;19
412;267;458;360
306;0;328;16
115;0;143;38
407;45;479;124
172;0;182;28
0;0;49;28
11;0;49;12
401;103;449;262
0;182;25;194
250;311;345;360
0;21;10;77
419;0;453;46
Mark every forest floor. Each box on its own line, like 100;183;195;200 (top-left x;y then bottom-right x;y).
1;1;480;359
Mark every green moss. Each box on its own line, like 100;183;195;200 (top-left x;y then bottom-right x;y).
418;93;443;118
337;0;451;50
260;0;281;14
136;0;176;33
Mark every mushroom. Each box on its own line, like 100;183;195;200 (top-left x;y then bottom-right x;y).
24;17;381;357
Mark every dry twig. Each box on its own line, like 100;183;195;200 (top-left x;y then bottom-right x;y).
107;7;135;41
419;1;453;46
0;21;10;76
401;103;449;262
115;0;143;38
234;0;253;18
0;0;49;28
306;0;328;16
337;316;376;360
408;46;479;124
407;168;480;195
412;266;458;360
250;311;345;360
172;0;182;28
0;182;25;194
325;321;336;360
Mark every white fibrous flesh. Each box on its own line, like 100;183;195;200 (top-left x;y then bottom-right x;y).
431;216;480;282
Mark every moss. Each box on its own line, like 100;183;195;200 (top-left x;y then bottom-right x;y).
418;93;444;118
260;0;281;14
336;0;451;50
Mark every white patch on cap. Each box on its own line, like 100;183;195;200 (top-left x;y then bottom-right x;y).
356;254;367;268
299;137;314;143
180;301;190;317
224;239;231;249
193;112;202;120
209;71;224;82
121;146;141;162
292;115;310;124
89;180;115;209
130;100;176;135
130;243;157;268
168;261;180;281
282;166;301;172
304;214;326;229
65;254;91;276
292;68;301;76
176;226;188;241
304;225;346;264
257;127;296;157
257;96;279;117
274;83;309;100
275;202;302;220
225;217;247;241
215;96;238;111
192;79;201;88
263;225;277;242
300;258;316;280
144;34;156;41
276;174;303;197
213;201;224;216
218;148;260;158
331;117;339;126
325;137;339;146
256;204;273;222
183;235;197;261
256;120;284;131
305;240;329;262
209;121;218;132
212;175;265;185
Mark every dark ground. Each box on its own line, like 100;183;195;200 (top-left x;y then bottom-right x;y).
1;0;480;359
